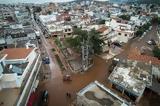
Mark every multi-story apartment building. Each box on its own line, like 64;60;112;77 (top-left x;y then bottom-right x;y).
0;6;15;20
0;47;42;106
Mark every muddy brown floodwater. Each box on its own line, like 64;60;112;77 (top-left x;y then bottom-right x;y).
37;56;111;106
37;32;160;106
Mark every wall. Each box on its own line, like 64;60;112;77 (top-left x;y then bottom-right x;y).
20;49;37;85
2;49;37;88
0;73;21;90
114;31;134;43
0;62;3;76
27;33;36;40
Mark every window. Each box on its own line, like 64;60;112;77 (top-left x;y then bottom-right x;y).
65;29;67;32
125;34;127;36
68;29;71;31
118;33;121;35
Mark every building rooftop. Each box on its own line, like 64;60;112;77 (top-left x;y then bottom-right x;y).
0;88;20;106
2;48;33;60
128;53;160;66
108;60;152;97
3;62;28;75
0;49;40;106
77;81;128;106
97;26;108;33
39;14;57;24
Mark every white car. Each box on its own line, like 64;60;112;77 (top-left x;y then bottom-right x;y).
147;40;152;45
146;39;156;45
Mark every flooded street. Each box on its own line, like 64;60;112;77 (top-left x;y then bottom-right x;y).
36;22;160;106
38;29;112;106
38;56;111;106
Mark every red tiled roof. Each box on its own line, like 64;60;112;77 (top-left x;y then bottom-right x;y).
116;30;133;34
128;54;160;65
2;48;33;60
97;26;108;33
57;13;71;21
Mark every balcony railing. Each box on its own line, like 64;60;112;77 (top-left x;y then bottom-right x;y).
15;54;42;106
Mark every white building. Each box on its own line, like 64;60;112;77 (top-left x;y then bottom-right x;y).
77;81;129;106
39;14;73;38
106;17;132;30
105;17;135;43
39;14;57;26
0;7;14;19
112;29;134;43
130;15;151;27
108;59;152;102
0;47;41;106
15;10;31;25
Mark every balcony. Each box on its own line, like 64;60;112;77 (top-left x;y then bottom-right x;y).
16;54;42;106
0;54;42;106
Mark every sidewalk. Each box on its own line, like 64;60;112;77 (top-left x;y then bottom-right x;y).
48;39;73;73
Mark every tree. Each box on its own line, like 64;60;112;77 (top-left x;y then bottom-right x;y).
135;29;144;37
89;29;105;54
47;11;52;15
108;14;111;18
25;6;30;13
98;20;105;25
119;15;131;21
143;22;151;30
135;22;151;37
66;28;104;54
33;6;42;13
152;16;160;24
153;47;160;59
150;4;155;9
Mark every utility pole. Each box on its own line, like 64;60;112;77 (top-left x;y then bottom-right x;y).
81;33;90;71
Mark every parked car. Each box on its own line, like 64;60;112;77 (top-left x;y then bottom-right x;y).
42;90;48;103
146;39;156;45
42;57;50;64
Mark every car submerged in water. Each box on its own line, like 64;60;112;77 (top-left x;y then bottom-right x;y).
42;57;50;64
41;90;49;106
146;39;156;45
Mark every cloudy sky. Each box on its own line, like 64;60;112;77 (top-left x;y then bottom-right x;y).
0;0;75;4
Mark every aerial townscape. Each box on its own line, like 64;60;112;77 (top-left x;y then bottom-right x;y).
0;0;160;106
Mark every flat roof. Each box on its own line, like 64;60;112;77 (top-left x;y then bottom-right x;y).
2;48;33;60
3;62;28;74
78;81;128;106
0;88;20;106
108;60;152;97
128;53;160;66
39;14;57;23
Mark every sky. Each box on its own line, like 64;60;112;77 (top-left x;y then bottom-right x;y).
0;0;75;4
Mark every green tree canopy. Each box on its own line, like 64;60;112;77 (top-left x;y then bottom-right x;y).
119;15;131;21
135;22;151;37
66;28;104;54
98;20;106;25
158;17;160;25
89;29;105;54
153;47;160;59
